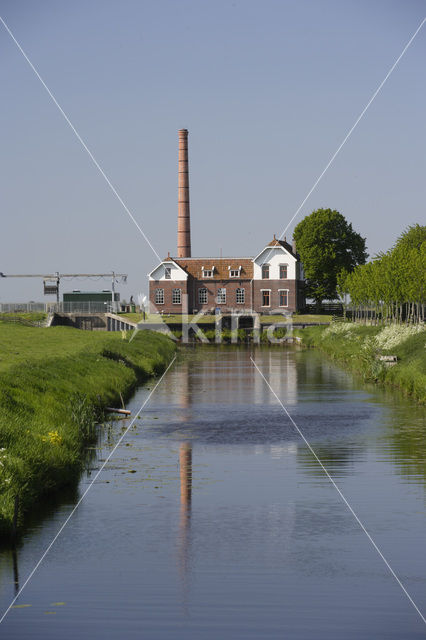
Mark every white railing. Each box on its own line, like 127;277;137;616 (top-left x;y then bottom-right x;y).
0;302;119;314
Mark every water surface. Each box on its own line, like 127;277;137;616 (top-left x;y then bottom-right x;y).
0;346;425;639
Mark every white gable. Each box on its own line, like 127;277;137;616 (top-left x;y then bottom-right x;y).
253;246;297;280
149;260;188;281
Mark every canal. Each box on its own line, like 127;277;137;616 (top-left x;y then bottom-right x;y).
0;346;425;638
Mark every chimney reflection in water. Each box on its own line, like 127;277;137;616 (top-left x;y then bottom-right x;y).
178;442;192;612
180;442;192;509
177;360;193;610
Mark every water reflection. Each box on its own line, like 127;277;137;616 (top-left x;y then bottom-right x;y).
1;347;426;639
178;443;192;614
0;546;20;601
147;348;303;444
161;347;300;408
378;399;426;485
297;442;365;478
252;348;298;405
12;547;19;595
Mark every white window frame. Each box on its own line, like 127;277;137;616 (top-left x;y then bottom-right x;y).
278;289;289;307
164;266;172;279
202;269;214;278
261;289;271;307
228;265;241;278
217;288;226;304
279;264;288;279
261;264;270;279
155;288;164;305
236;288;245;304
198;288;208;304
172;288;182;304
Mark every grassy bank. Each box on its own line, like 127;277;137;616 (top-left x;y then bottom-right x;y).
0;324;175;540
295;323;426;403
0;312;48;325
119;312;332;325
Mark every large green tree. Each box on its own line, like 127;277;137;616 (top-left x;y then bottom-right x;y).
293;208;367;305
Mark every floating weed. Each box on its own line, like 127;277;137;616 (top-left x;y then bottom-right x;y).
11;604;32;609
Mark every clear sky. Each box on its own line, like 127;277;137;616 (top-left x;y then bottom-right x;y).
0;0;425;302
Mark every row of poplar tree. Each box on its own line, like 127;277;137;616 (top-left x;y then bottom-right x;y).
337;224;425;324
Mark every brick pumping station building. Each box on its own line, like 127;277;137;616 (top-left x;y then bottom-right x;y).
149;130;305;315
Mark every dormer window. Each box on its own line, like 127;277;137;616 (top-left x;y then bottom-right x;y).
229;265;241;278
164;266;171;279
202;266;214;278
261;264;270;279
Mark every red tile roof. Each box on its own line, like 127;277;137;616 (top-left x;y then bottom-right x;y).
174;257;253;280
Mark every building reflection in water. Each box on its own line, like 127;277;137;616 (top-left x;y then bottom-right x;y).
172;349;298;611
178;442;192;614
158;349;299;415
176;360;193;612
252;348;298;406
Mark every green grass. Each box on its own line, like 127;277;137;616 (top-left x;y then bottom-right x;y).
0;312;48;325
295;324;426;403
0;324;176;540
261;314;332;324
384;331;426;402
118;312;217;324
119;312;332;325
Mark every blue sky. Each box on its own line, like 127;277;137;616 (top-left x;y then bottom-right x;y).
0;0;425;301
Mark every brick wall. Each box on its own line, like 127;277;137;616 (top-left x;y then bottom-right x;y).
149;280;189;314
150;278;305;314
187;279;253;313
252;280;301;313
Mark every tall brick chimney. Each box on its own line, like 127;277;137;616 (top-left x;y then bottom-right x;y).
177;129;191;258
